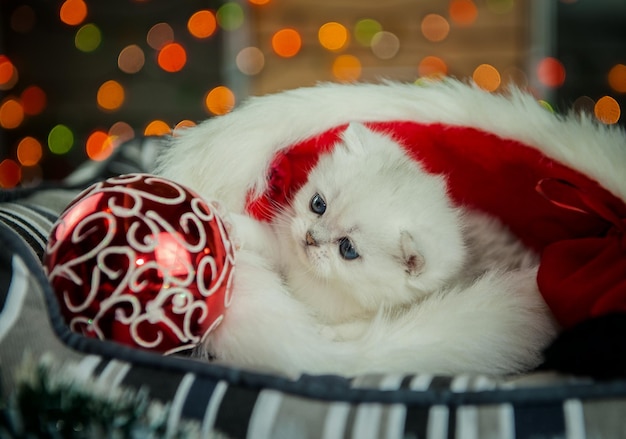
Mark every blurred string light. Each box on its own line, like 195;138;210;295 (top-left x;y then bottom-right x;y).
421;14;450;42
97;80;125;111
318;22;349;51
10;5;36;33
418;55;448;78
187;10;217;39
118;45;145;74
174;119;196;132
573;96;595;115
216;3;244;31
473;63;501;91
3;0;623;187
0;159;21;188
354;19;382;47
449;0;478;26
236;47;265;75
538;100;555;113
86;130;116;161
109;121;135;143
332;55;361;82
144;120;171;136
158;42;187;72
48;124;74;155
205;86;235;115
75;23;102;52
608;64;626;93
271;28;302;58
59;0;87;26
17;136;43;166
595;96;620;124
0;99;24;129
371;31;400;60
537;57;566;88
147;23;174;49
0;55;18;91
21;85;46;115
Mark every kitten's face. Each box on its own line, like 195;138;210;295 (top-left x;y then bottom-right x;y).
276;123;466;312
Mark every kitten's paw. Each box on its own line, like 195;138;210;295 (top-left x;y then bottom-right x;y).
210;200;242;251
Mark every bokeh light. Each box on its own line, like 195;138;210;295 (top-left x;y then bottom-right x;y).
249;0;271;5
97;80;125;111
144;120;172;136
0;159;21;188
86;130;115;161
421;14;450;43
109;121;135;143
59;0;87;26
573;96;595;116
205;86;235;115
332;54;362;82
0;55;18;91
174;120;197;136
75;23;101;52
147;23;174;50
48;124;74;155
216;3;244;31
17;137;43;166
449;0;478;26
272;28;302;58
594;96;621;124
174;120;197;131
158;42;187;72
318;22;349;52
537;57;566;88
236;47;265;75
371;31;400;60
608;64;626;93
538;100;554;113
354;19;382;47
0;56;15;84
118;45;145;74
21;85;47;115
473;64;501;91
418;56;448;78
188;10;217;39
0;99;24;129
10;5;36;33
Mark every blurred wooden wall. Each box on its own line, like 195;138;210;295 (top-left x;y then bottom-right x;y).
245;0;530;95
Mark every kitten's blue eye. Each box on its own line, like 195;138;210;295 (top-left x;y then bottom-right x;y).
338;237;359;260
310;193;326;215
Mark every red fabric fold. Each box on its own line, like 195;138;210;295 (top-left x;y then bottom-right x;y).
536;178;626;328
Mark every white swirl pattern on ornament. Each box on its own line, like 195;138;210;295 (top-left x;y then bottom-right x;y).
46;175;236;355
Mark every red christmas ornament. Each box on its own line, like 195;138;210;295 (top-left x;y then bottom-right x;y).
44;174;236;355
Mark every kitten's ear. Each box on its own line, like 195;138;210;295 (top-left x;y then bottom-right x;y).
400;231;425;279
340;122;370;154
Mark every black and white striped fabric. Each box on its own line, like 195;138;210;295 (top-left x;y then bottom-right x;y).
2;137;626;439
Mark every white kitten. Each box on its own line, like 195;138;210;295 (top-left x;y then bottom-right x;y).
196;123;558;376
274;123;467;324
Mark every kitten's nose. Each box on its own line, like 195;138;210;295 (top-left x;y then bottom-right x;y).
305;230;317;246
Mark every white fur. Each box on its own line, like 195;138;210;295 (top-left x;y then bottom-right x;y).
274;123;466;323
157;79;626;213
155;79;626;376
